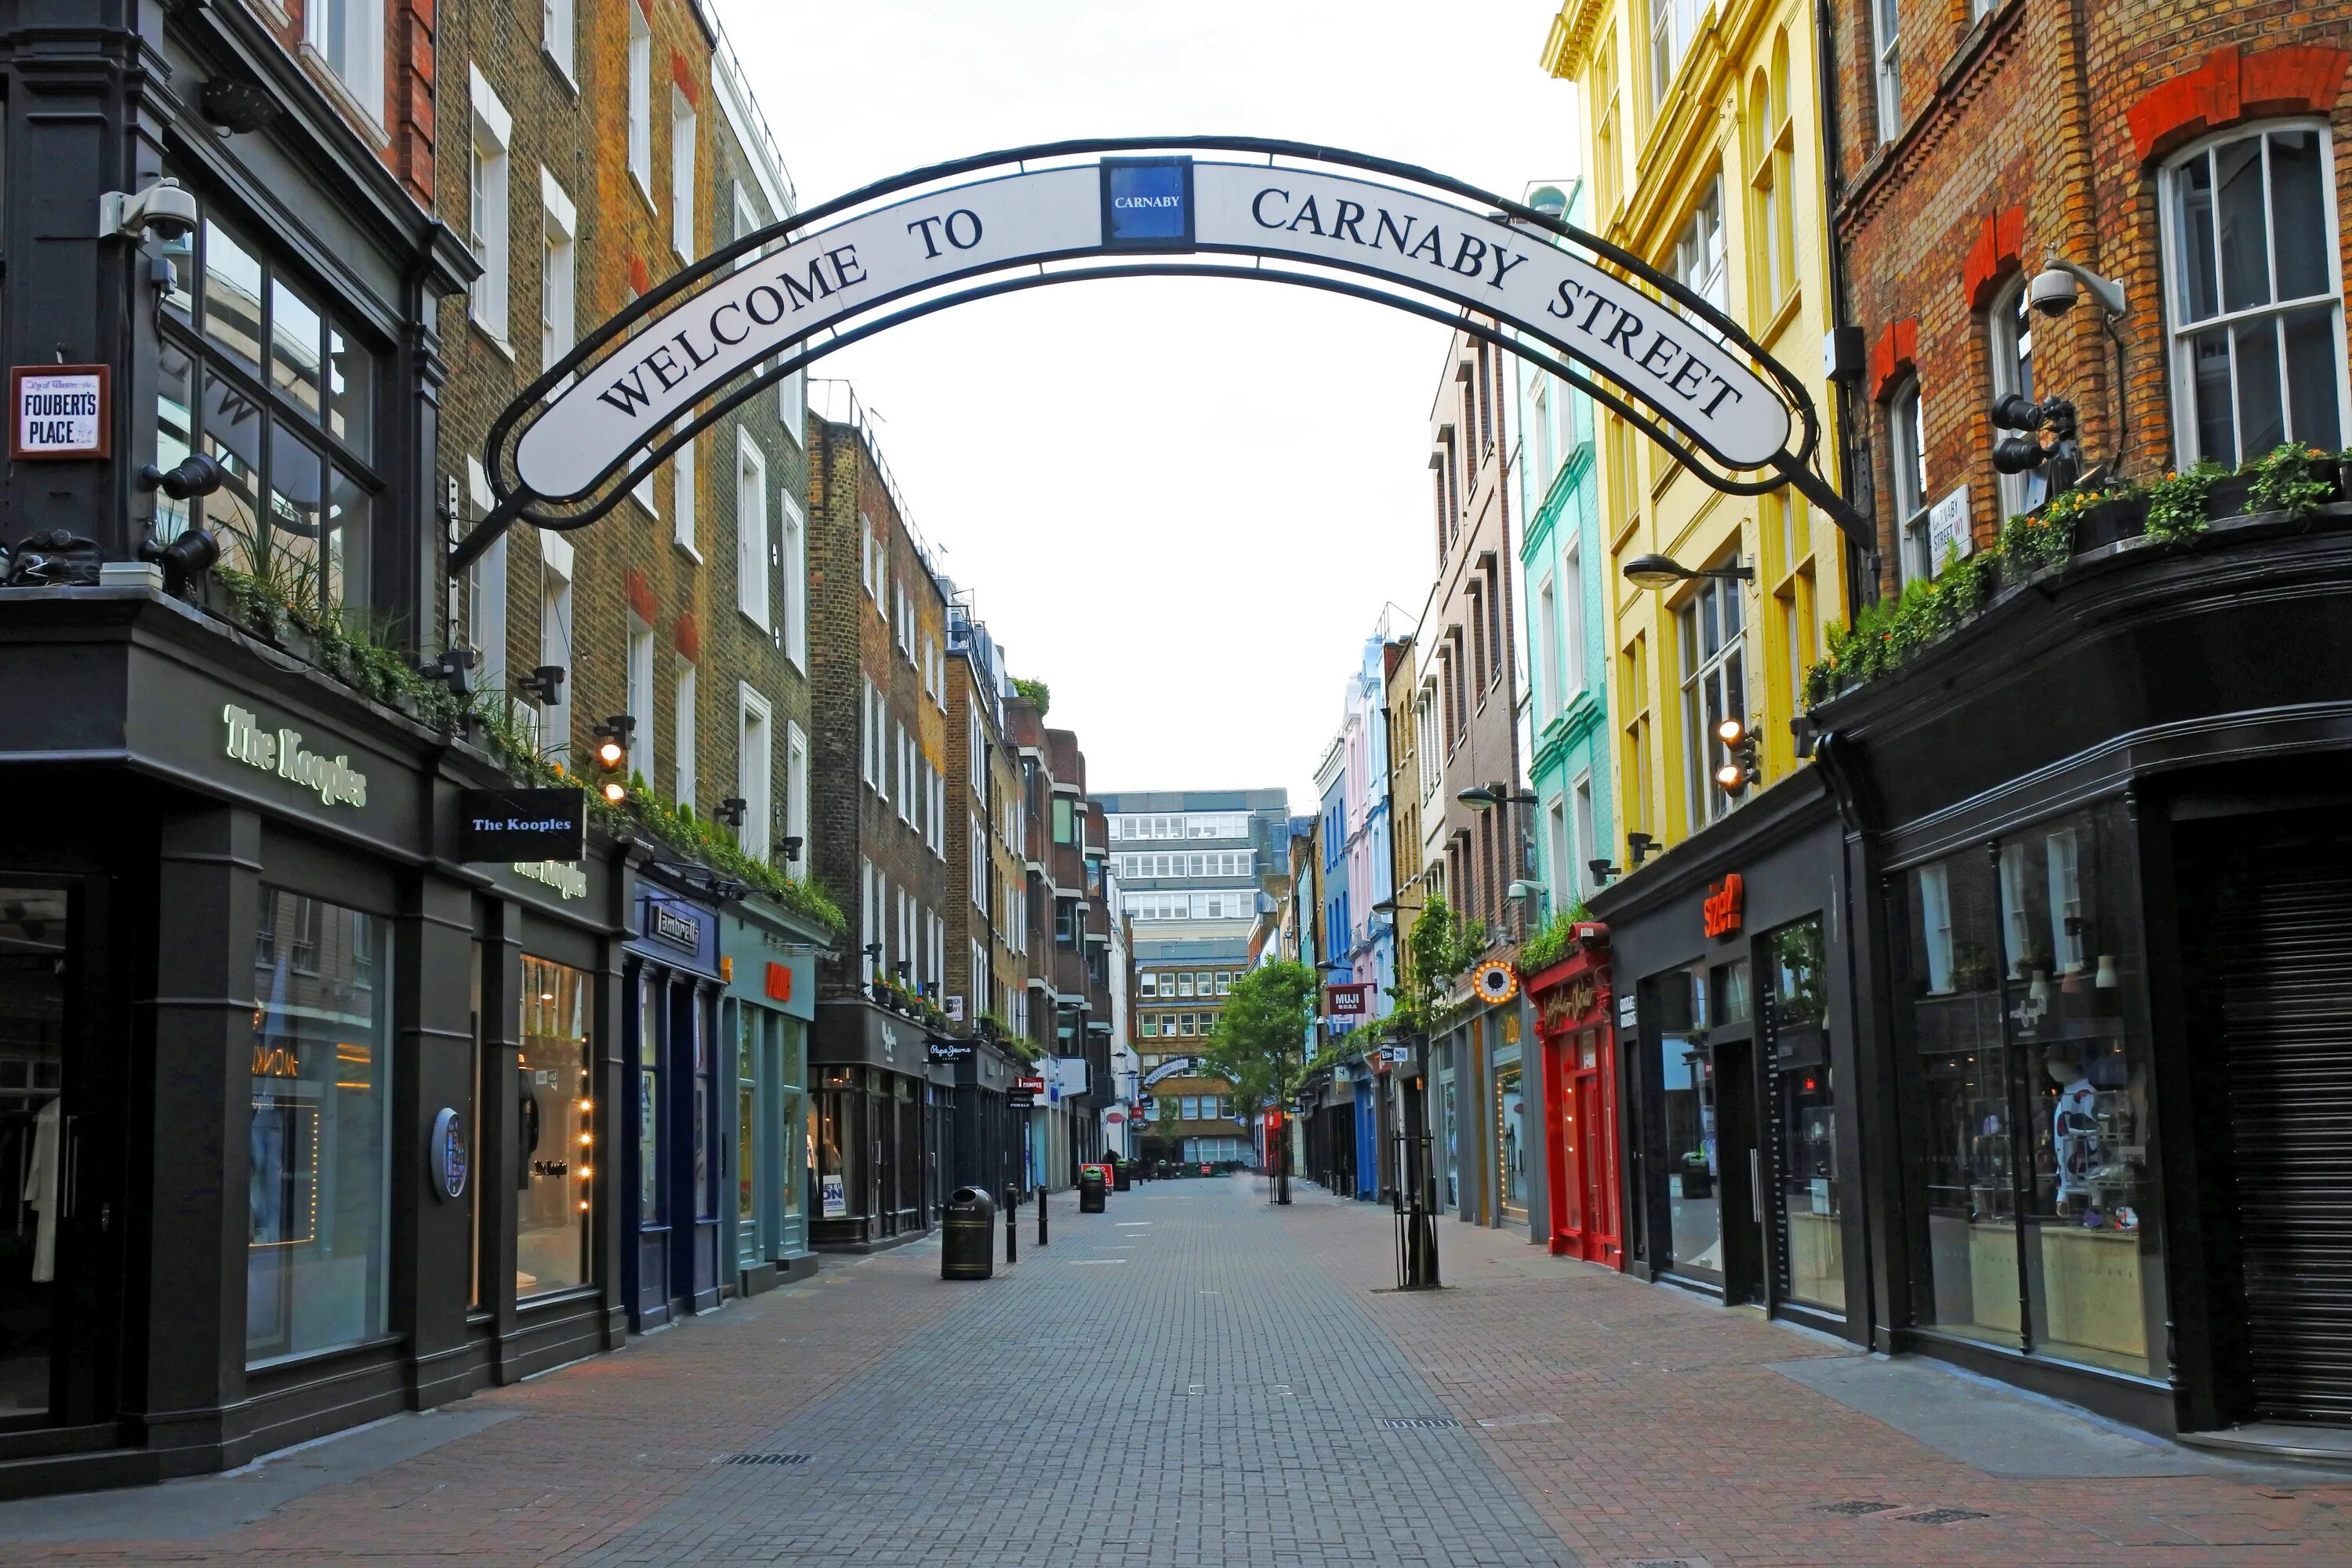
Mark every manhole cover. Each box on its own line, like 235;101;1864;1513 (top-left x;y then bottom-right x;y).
1378;1416;1461;1429
1903;1507;1989;1525
728;1453;809;1466
1815;1501;1897;1516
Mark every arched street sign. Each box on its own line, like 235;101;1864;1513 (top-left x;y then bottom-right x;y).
456;137;1862;573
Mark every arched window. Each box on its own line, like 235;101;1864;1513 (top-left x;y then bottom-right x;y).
2160;122;2347;466
1987;277;2047;518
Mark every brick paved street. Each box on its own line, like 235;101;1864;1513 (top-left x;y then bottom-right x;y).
4;1175;2350;1566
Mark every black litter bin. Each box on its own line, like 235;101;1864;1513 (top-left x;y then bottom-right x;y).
942;1186;996;1279
1078;1167;1107;1214
1112;1160;1131;1192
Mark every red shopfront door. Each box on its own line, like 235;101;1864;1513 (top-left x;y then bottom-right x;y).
1535;947;1624;1270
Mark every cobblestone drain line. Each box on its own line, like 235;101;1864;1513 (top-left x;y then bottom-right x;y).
576;1176;1579;1566
1279;1195;2352;1568
5;1249;972;1566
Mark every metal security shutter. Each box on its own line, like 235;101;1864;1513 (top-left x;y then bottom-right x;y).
2213;827;2352;1425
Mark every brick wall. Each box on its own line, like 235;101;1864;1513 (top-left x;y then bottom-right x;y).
250;0;437;204
1831;0;2351;587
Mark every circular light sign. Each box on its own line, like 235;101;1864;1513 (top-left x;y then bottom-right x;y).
1472;960;1521;1007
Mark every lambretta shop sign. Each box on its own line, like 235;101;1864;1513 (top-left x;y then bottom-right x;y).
514;159;1788;502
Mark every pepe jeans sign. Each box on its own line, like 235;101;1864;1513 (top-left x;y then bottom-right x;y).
512;158;1790;503
223;705;368;808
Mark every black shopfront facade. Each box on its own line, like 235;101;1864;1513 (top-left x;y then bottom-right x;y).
1814;510;2352;1443
1591;771;1865;1341
0;593;631;1497
621;877;728;1330
809;998;933;1250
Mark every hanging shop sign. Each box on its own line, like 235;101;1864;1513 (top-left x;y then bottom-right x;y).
1471;960;1520;1006
11;365;109;459
457;786;586;862
430;1107;470;1201
223;704;368;808
1703;873;1746;938
1327;982;1371;1017
1007;1085;1036;1109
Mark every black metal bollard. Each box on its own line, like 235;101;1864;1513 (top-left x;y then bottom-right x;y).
1004;1184;1018;1265
1038;1181;1050;1248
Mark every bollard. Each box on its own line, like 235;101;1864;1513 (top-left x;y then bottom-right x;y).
1039;1181;1050;1248
1004;1184;1018;1265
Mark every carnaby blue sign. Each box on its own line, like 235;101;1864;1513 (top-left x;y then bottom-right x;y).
481;140;1831;554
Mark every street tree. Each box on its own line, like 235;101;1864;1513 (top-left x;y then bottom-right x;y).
1200;959;1318;1202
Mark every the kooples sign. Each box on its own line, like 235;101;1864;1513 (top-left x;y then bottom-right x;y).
223;705;368;808
514;158;1788;501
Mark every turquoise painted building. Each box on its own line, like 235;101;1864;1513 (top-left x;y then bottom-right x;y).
1514;180;1613;924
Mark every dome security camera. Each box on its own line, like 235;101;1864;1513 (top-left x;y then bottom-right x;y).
2027;267;2079;318
100;177;200;244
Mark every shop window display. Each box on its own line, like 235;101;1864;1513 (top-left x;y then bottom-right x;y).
247;890;390;1364
1654;963;1720;1278
1896;804;2161;1374
1766;918;1842;1312
517;956;592;1296
1496;1066;1528;1218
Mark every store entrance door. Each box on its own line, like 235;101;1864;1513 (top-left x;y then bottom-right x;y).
1713;1037;1769;1307
0;881;117;1433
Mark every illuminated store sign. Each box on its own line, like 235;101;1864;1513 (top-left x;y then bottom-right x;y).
223;704;368;808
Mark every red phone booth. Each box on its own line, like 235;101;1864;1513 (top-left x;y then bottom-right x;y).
1528;924;1623;1268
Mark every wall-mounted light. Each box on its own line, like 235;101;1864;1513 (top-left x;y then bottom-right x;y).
591;715;635;804
514;664;566;706
417;646;474;698
778;835;804;862
714;797;748;828
1622;553;1754;591
137;526;220;595
1588;858;1621;884
1714;717;1759;796
1627;832;1658;866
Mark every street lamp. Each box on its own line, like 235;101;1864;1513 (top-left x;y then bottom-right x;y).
1621;553;1755;590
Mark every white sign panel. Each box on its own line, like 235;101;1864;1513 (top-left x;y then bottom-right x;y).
1927;482;1973;567
514;158;1791;502
13;367;108;460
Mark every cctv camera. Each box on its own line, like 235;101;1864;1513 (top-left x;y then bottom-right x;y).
100;177;200;245
2027;268;2078;318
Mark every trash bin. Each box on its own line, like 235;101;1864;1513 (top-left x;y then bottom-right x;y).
1112;1159;1131;1192
942;1186;996;1279
1078;1167;1107;1214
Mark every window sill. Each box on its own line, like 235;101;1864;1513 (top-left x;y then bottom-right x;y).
542;48;580;97
674;538;702;564
632;170;659;218
470;318;517;361
295;43;391;152
739;608;771;637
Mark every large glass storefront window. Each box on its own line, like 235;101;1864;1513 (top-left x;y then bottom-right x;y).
1495;1064;1529;1218
815;1069;860;1220
737;1007;758;1230
637;979;660;1226
1897;804;2161;1375
518;956;592;1297
1655;963;1720;1277
779;1021;805;1241
1766;918;1842;1312
248;890;389;1364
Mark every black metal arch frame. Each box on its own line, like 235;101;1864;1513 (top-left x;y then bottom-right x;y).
457;136;1865;575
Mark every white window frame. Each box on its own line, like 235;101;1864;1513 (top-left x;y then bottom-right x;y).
541;0;575;84
1573;774;1599;897
1987;277;2048;519
464;459;508;695
737;684;773;858
307;0;386;122
1678;574;1746;830
732;181;760;272
779;485;807;669
670;85;697;260
1535;573;1561;719
466;68;512;343
626;6;653;196
671;418;697;557
626;612;656;791
785;721;810;853
538;531;575;763
2158;122;2349;469
539;168;577;376
674;661;697;808
1888;379;1930;583
735;431;770;628
1871;0;1901;144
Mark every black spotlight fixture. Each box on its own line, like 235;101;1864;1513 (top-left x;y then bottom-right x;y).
138;527;220;594
778;835;804;863
1991;394;2079;484
1588;857;1621;884
139;452;227;501
514;663;566;706
590;715;636;804
714;796;749;828
416;645;475;697
1627;832;1659;866
200;78;281;135
1713;717;1760;797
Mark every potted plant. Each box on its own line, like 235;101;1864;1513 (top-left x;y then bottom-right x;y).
2245;441;2339;520
2069;485;2149;550
2141;461;2223;543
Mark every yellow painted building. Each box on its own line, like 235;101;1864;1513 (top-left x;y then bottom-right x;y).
1542;0;1851;860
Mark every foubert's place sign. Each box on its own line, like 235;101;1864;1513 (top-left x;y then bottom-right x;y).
510;154;1791;504
223;704;368;808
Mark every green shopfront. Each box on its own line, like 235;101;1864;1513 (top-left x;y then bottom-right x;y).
720;902;822;1294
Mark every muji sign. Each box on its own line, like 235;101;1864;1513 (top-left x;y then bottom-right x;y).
467;139;1847;573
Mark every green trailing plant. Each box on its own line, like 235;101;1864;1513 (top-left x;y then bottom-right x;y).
2245;441;2335;520
1011;677;1051;716
1406;895;1487;1006
2142;460;2223;543
1516;900;1595;974
626;781;845;935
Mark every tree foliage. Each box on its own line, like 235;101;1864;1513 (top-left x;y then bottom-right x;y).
1012;677;1051;716
1199;960;1319;1108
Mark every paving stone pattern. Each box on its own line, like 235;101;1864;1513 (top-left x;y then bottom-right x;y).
9;1176;2352;1565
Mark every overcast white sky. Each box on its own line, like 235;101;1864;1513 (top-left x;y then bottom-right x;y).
713;1;1573;812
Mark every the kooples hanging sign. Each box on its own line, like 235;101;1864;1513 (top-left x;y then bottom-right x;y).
223;705;368;808
514;158;1788;501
